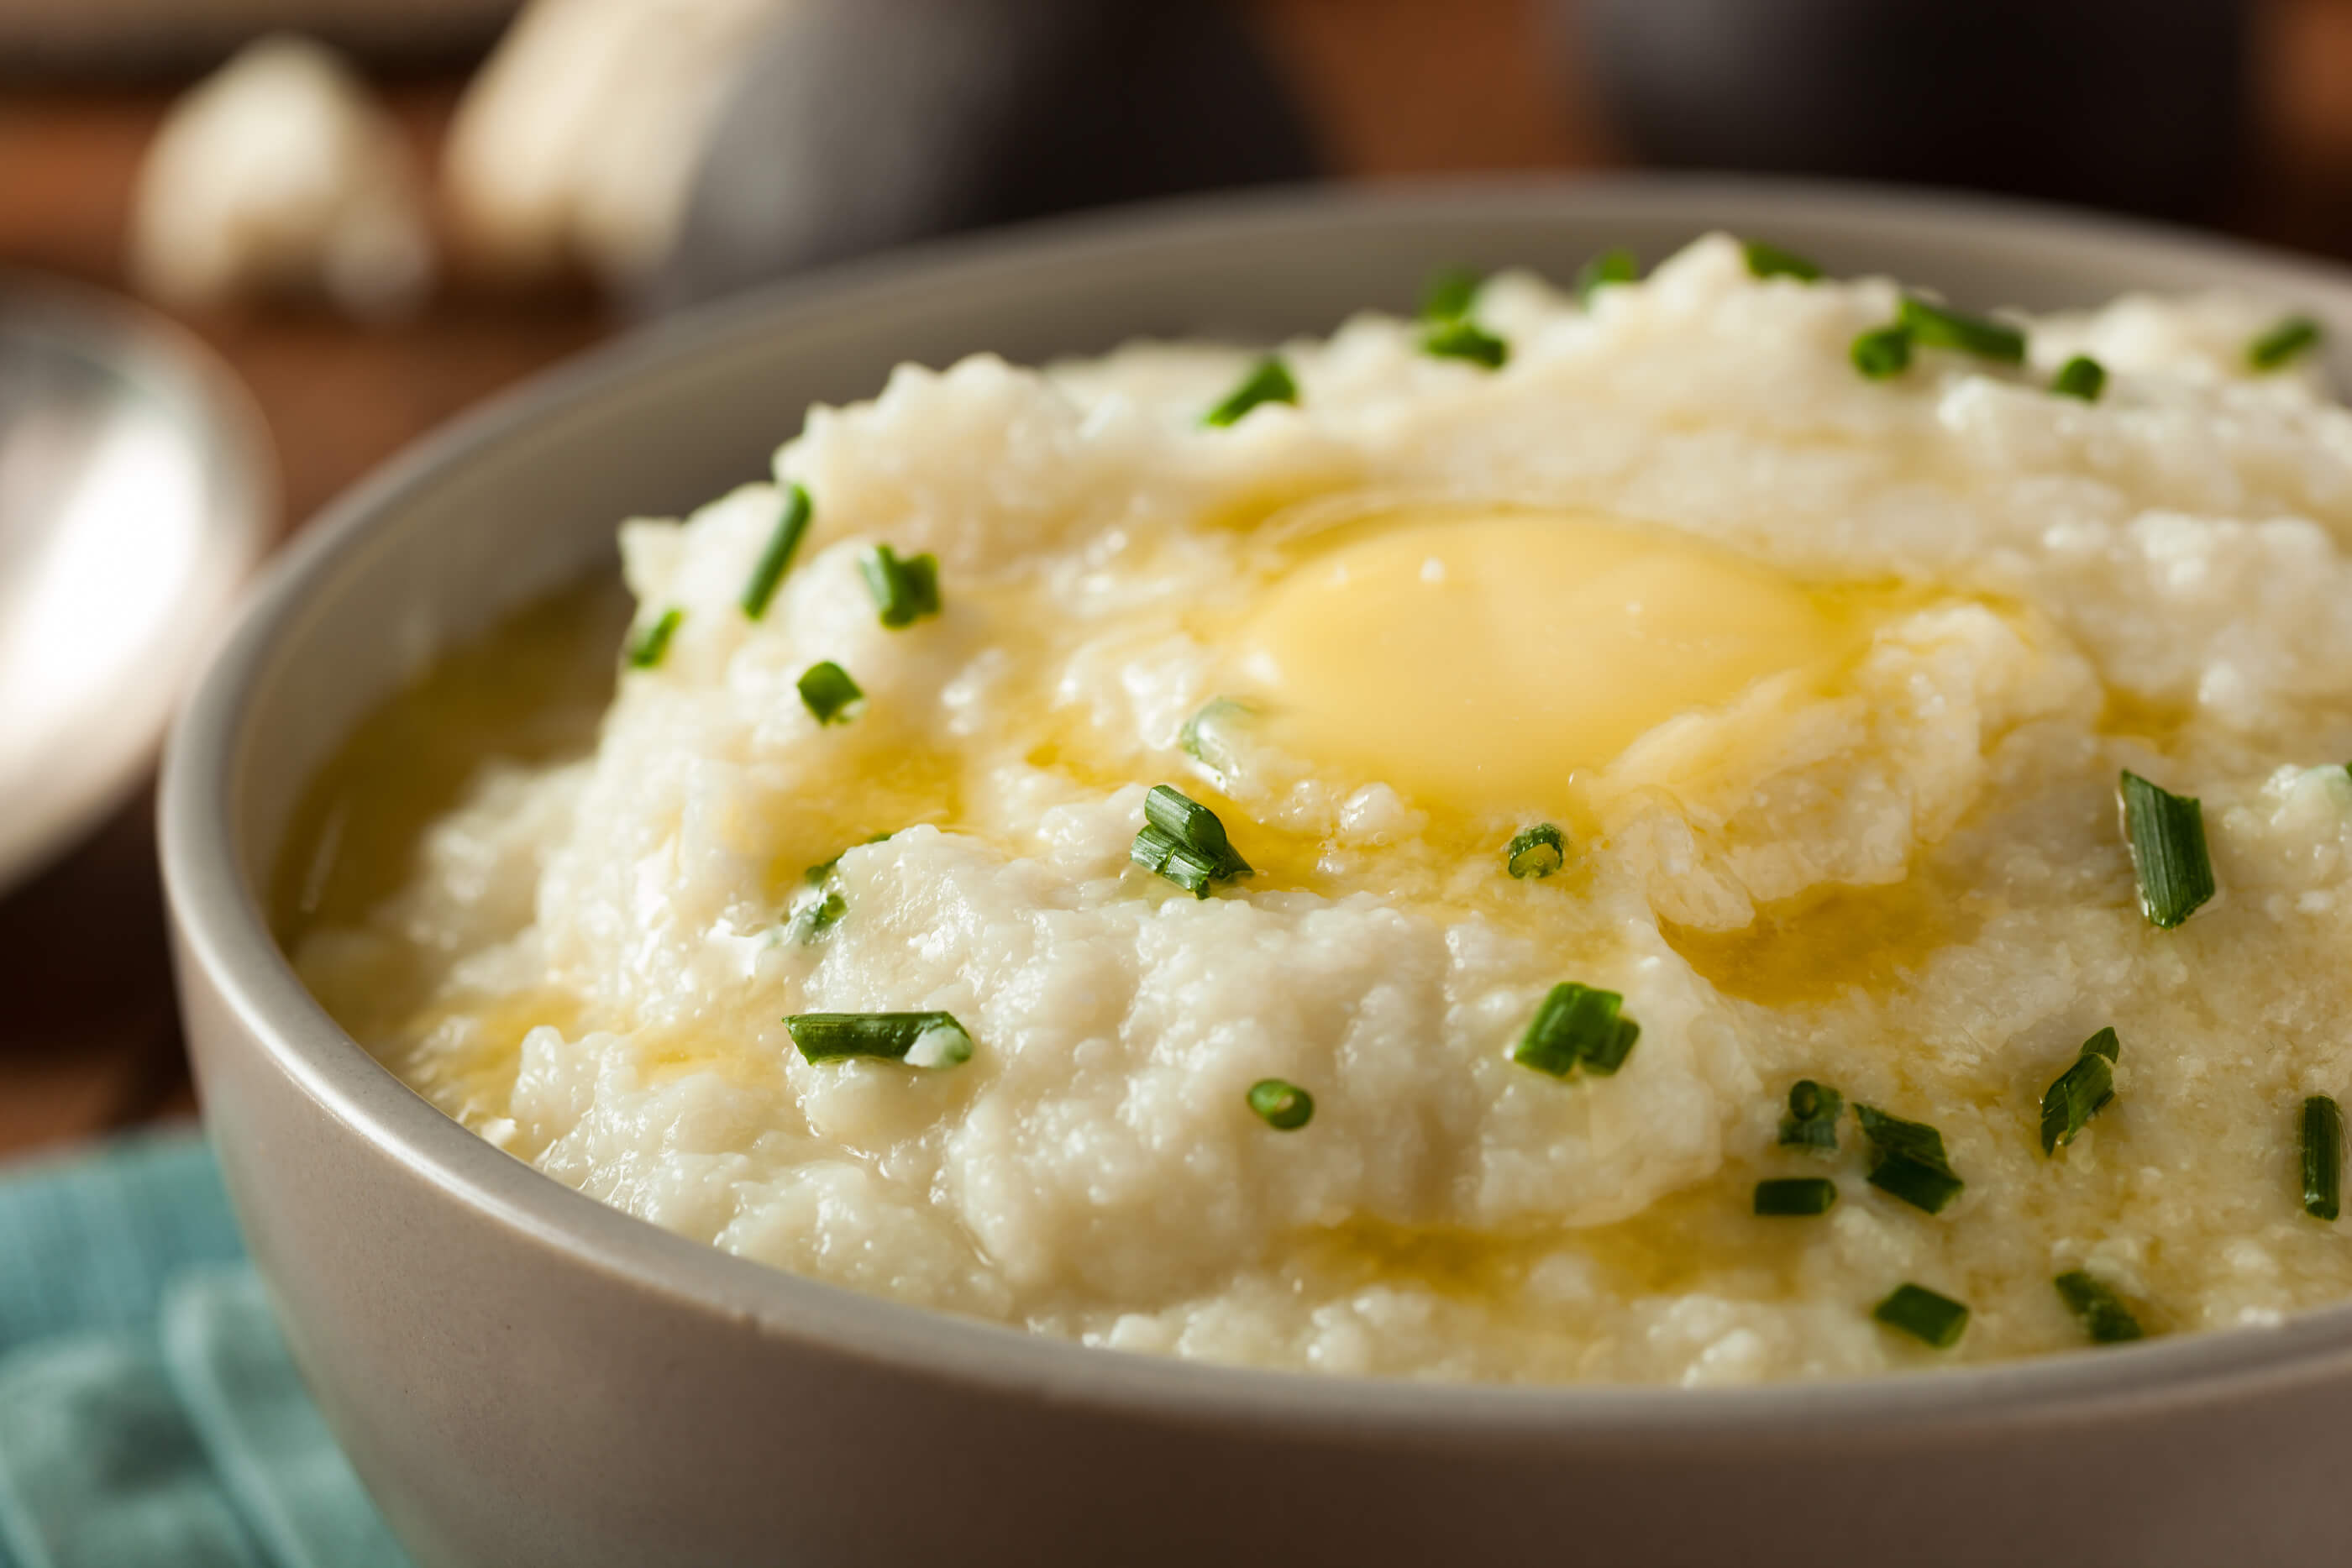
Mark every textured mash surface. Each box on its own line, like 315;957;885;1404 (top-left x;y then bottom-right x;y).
297;235;2352;1383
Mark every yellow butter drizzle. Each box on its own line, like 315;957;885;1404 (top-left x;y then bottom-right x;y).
1228;506;1891;821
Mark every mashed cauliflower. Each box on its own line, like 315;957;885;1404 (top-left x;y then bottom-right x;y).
291;233;2352;1384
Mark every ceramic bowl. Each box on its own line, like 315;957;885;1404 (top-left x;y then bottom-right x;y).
161;181;2352;1568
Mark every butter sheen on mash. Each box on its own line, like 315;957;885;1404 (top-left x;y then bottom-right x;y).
293;234;2352;1384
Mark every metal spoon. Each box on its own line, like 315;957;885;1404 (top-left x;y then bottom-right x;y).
0;274;273;896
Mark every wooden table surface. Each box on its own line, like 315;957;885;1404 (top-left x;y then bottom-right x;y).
4;0;2352;1160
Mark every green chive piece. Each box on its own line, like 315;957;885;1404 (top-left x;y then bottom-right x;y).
1873;1282;1970;1348
1851;323;1913;379
1179;697;1252;777
624;608;683;670
1742;239;1823;282
2040;1026;2121;1155
1512;983;1641;1078
1778;1078;1845;1153
2054;1270;2145;1345
1420;266;1481;322
1754;1177;1838;1216
1247;1078;1314;1130
1579;1015;1641;1074
1854;1104;1952;1166
786;1011;973;1068
1504;823;1567;880
795;890;847;942
740;483;813;620
1204;356;1299;427
1855;1104;1964;1214
1577;247;1639;304
1421;318;1509;369
2051;355;2107;401
1131;826;1217;898
2303;1094;2342;1220
1131;785;1252;897
2249;315;2322;372
1143;786;1251;874
797;661;864;725
805;831;892;887
1143;786;1252;876
2118;770;2215;929
1415;261;1505;364
859;543;942;629
1898;296;2027;363
1866;1155;1965;1214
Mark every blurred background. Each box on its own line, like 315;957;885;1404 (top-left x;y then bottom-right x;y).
4;0;2352;1162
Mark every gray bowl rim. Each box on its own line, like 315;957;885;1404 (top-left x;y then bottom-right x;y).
161;173;2352;1448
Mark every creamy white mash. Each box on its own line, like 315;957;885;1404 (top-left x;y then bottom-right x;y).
292;234;2352;1384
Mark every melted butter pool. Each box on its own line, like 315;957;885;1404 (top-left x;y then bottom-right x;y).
1665;874;1980;1009
270;576;627;943
1297;1181;1820;1319
1228;506;1898;820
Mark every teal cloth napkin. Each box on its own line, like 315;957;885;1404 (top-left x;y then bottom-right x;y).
0;1134;411;1568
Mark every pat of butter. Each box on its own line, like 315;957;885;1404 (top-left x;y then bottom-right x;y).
1235;509;1861;812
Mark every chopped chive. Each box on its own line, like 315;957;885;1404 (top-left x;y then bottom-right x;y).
1131;785;1252;897
1742;239;1822;282
1898;296;2027;363
1576;247;1639;304
1778;1078;1845;1153
2054;1270;2145;1345
786;1011;973;1068
1851;323;1912;379
2040;1026;2120;1155
1853;1104;1953;1166
1504;823;1567;880
1579;1012;1641;1074
1421;318;1509;369
740;483;812;620
2051;355;2107;401
859;543;942;629
1143;786;1251;874
1247;1078;1314;1130
1855;1104;1964;1214
1204;356;1298;427
1143;785;1251;877
795;890;847;942
797;661;864;725
1420;266;1481;322
1179;697;1252;777
1754;1177;1838;1216
2303;1095;2342;1220
1512;983;1641;1078
2249;315;2322;372
1873;1282;1970;1348
2118;771;2215;929
1865;1154;1964;1215
1131;826;1217;898
624;608;683;669
805;831;893;886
